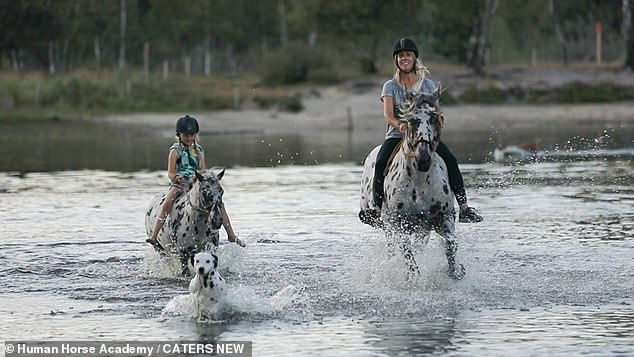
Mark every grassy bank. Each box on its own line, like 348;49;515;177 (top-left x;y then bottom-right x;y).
0;70;303;122
2;67;634;122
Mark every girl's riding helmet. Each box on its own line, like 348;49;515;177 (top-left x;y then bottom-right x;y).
392;38;418;58
176;115;200;134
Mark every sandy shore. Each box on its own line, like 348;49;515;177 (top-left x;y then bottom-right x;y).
103;68;634;136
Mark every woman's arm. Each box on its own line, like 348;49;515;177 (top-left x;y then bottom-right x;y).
383;96;407;134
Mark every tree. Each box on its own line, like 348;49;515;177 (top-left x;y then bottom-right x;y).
429;0;478;64
625;0;634;69
312;0;419;74
0;1;59;71
467;0;499;74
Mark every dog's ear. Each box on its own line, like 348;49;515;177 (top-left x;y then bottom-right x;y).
189;254;195;269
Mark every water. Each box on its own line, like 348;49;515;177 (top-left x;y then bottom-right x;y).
1;159;632;356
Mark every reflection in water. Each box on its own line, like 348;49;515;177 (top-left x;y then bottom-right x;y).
0;114;631;172
363;318;458;356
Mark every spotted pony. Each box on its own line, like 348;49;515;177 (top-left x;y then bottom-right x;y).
145;168;225;274
360;89;465;280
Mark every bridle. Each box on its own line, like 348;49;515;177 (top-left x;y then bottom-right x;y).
187;178;218;214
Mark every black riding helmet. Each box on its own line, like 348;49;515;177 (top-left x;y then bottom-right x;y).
392;38;419;58
176;115;199;134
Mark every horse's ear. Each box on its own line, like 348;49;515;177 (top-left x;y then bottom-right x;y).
216;169;225;181
195;170;204;181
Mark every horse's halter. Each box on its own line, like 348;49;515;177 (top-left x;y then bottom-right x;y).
399;93;440;158
188;176;222;214
401;117;429;157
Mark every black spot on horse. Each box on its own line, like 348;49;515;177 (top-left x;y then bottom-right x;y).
397;202;404;209
443;184;449;195
412;189;417;201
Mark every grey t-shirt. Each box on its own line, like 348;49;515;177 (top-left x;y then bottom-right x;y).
381;76;437;139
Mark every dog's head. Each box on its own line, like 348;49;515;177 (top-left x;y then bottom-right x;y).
191;251;218;277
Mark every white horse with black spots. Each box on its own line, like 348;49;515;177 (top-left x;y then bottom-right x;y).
360;90;465;280
145;169;225;274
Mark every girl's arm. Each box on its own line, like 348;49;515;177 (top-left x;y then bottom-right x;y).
167;149;180;183
199;150;207;170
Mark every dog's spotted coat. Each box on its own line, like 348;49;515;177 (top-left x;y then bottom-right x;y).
188;251;227;318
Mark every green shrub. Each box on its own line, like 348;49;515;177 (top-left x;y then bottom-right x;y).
461;85;508;104
260;42;335;85
278;95;303;112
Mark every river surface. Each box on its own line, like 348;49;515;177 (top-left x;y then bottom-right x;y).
0;113;633;356
1;159;633;356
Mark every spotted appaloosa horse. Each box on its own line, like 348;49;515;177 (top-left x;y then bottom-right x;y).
360;89;465;280
145;169;225;274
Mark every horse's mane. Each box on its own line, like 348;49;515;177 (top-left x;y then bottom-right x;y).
397;90;443;139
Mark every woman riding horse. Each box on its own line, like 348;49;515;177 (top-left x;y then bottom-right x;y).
360;38;482;226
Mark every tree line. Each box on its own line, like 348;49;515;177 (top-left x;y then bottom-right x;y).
1;0;633;80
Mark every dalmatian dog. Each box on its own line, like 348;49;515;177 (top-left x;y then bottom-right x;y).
188;251;227;317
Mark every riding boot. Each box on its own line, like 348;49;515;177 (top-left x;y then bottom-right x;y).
436;141;483;223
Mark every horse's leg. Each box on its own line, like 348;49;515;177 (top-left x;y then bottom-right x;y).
397;233;420;277
438;221;465;280
386;214;420;277
180;247;196;276
385;230;396;257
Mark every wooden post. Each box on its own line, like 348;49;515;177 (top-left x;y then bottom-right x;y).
233;87;240;108
184;56;191;78
162;60;169;81
143;42;150;84
35;81;41;107
595;21;603;66
93;36;101;68
204;49;211;76
119;0;127;69
346;106;353;131
48;42;55;75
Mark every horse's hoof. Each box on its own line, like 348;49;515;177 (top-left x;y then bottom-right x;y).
359;209;382;228
448;264;465;280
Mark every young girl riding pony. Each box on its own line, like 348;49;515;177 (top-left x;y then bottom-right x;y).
146;115;245;248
